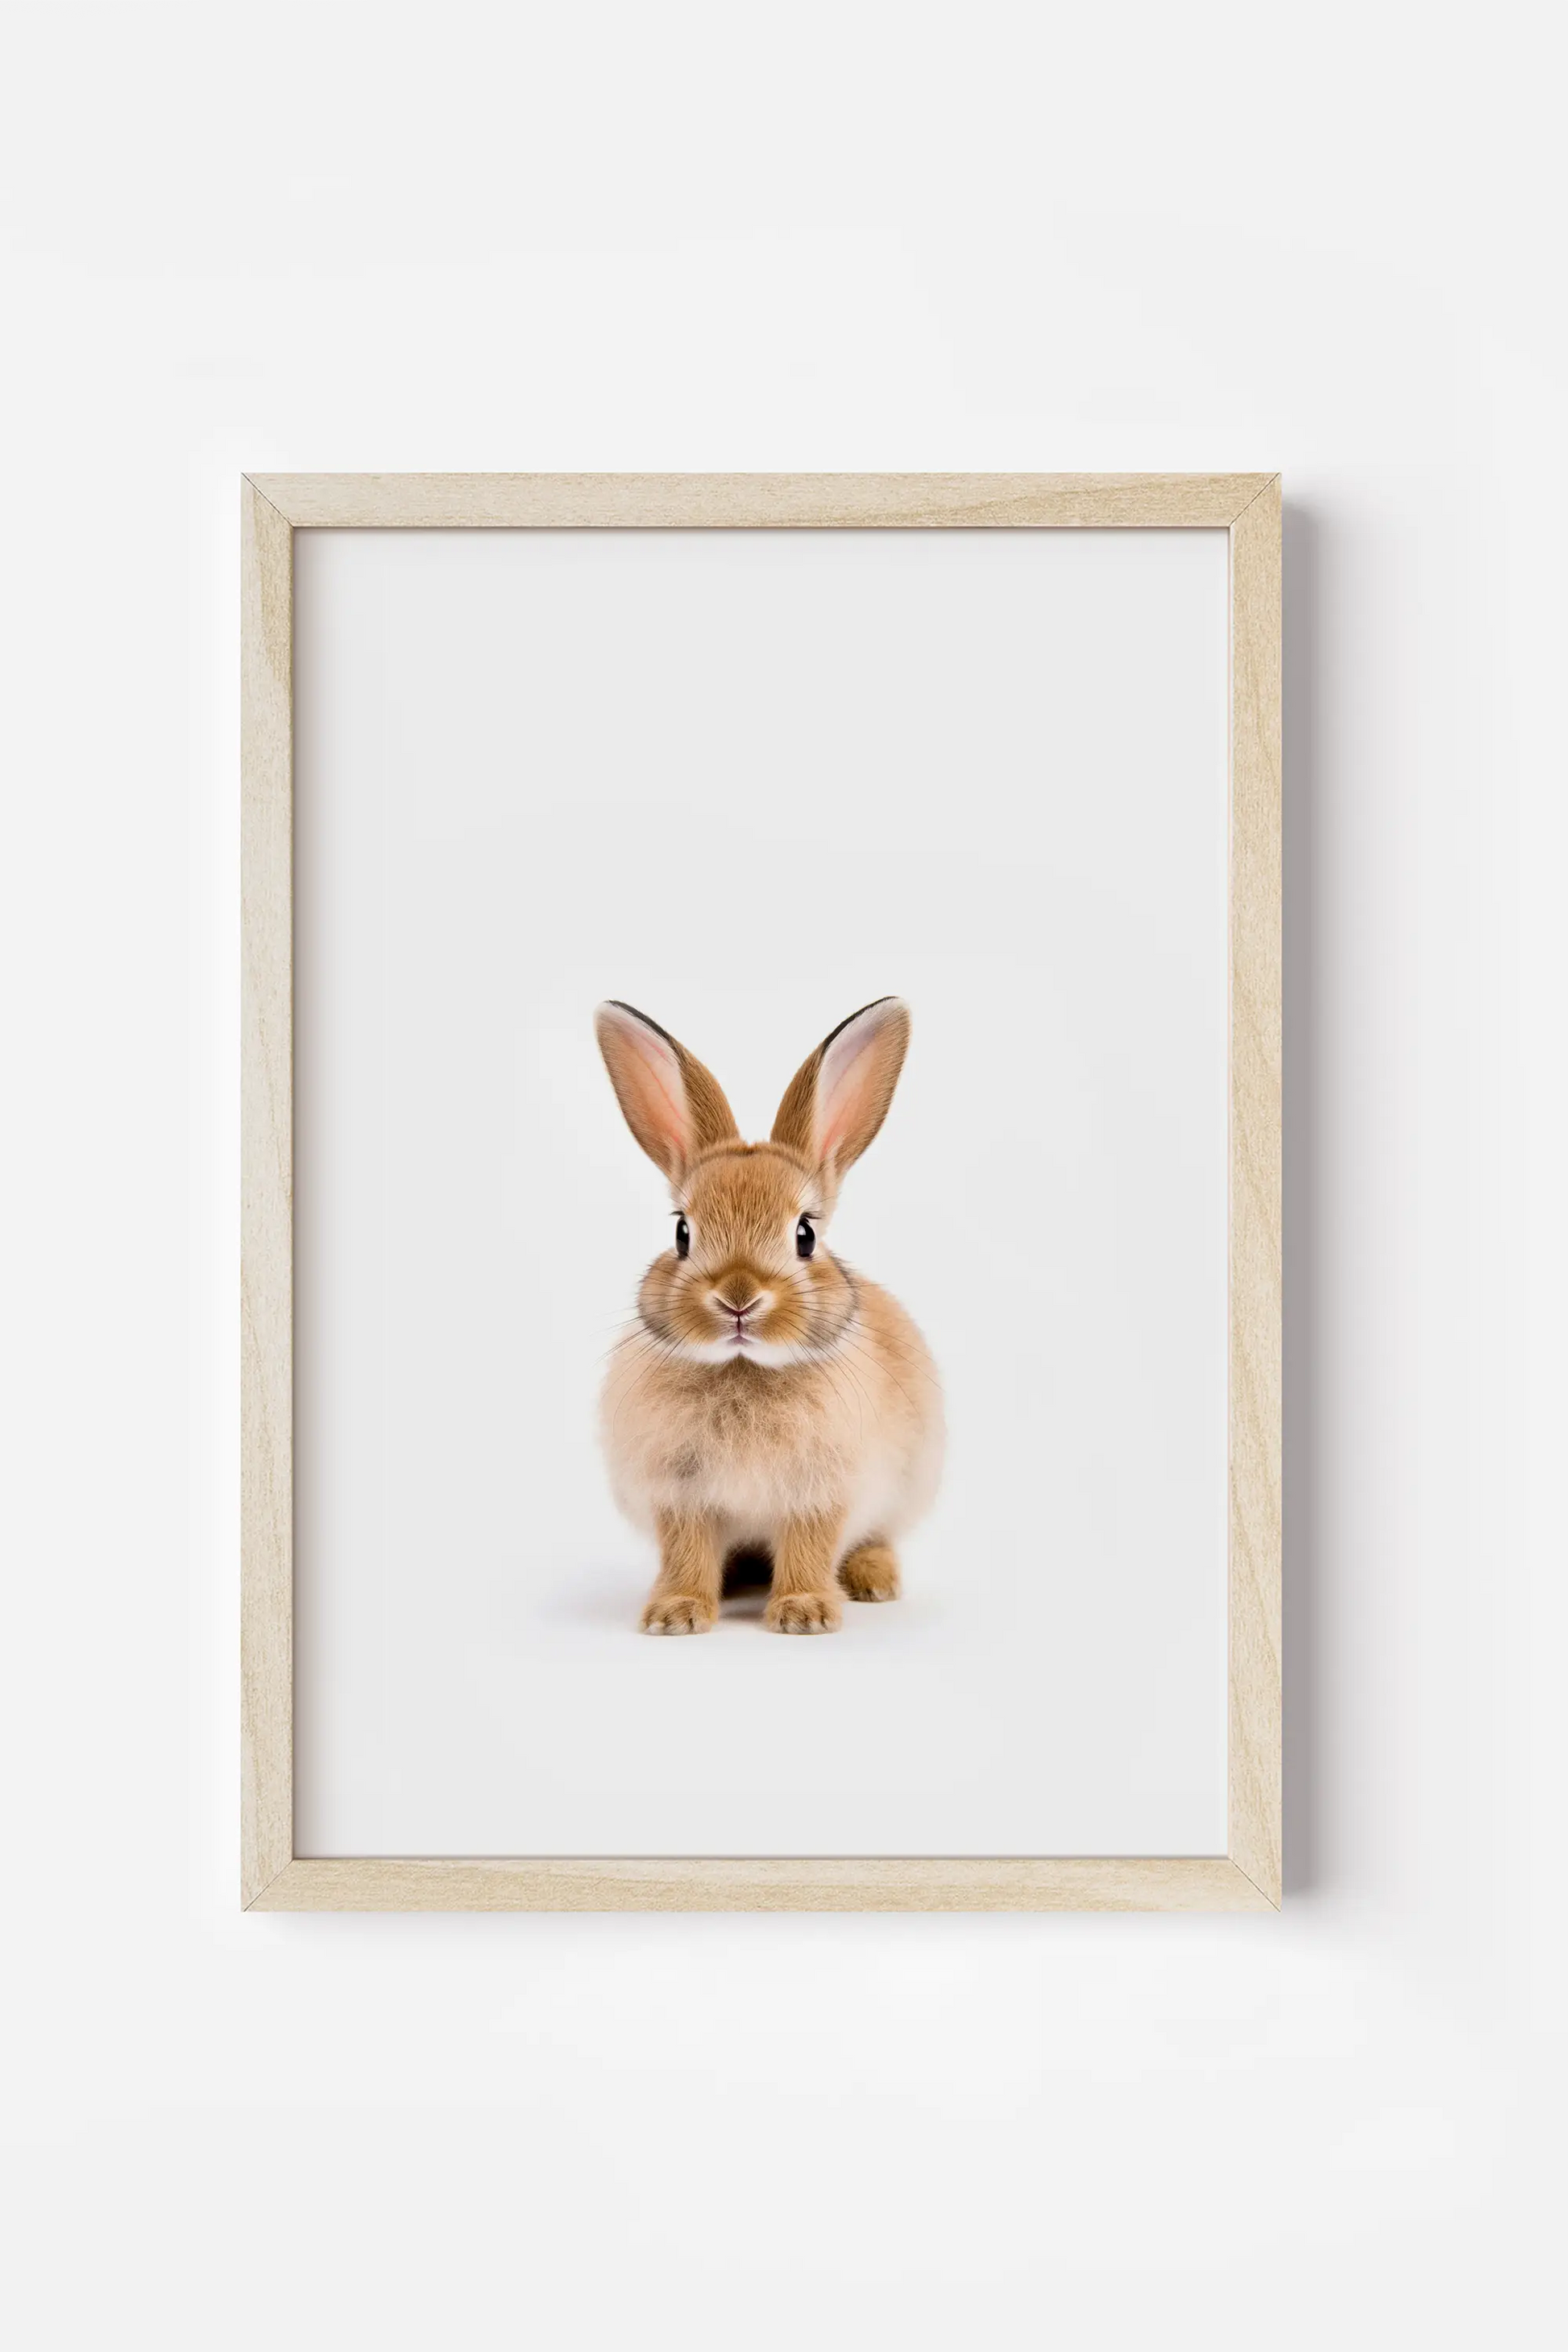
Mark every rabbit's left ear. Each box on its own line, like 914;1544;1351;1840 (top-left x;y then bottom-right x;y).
772;998;911;1179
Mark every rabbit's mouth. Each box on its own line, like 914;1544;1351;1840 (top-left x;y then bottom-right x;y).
659;1305;858;1371
669;1313;811;1368
707;1309;766;1355
705;1281;775;1350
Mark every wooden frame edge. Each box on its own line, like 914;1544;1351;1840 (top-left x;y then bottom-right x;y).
249;1856;1276;1914
239;473;1283;1914
243;471;1276;532
1226;478;1284;1904
240;479;295;1906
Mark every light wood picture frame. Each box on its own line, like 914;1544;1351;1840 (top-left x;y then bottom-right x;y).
242;472;1281;1914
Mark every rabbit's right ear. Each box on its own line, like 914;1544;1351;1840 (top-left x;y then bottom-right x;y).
594;1002;739;1182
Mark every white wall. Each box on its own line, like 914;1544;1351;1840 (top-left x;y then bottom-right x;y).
3;3;1562;2346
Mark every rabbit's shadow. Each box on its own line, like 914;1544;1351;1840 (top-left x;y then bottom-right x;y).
545;1550;774;1630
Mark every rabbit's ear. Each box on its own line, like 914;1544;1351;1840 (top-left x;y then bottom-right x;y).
772;998;911;1179
595;1002;739;1181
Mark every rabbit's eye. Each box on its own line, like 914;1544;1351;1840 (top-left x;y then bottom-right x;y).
674;1216;691;1259
795;1216;816;1259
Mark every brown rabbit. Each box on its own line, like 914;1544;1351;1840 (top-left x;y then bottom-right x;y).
595;998;944;1633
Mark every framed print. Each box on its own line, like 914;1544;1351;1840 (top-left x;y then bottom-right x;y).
241;472;1281;1912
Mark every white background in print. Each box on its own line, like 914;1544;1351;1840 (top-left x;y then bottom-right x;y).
292;524;1230;1856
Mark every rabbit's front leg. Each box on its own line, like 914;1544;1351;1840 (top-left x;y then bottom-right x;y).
643;1509;723;1634
765;1512;846;1636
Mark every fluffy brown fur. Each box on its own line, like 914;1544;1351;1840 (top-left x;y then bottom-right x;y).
595;998;944;1634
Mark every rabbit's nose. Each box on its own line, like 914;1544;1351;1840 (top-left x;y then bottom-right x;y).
713;1287;764;1318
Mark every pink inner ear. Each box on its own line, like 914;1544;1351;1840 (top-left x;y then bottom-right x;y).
816;1014;893;1165
637;1032;686;1148
599;1007;690;1172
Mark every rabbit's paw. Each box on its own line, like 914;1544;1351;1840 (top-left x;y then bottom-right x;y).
839;1542;901;1603
765;1591;843;1636
642;1593;717;1635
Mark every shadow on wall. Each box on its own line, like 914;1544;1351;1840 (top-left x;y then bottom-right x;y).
1283;498;1321;1896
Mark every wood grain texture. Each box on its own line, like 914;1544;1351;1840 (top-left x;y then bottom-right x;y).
1226;478;1284;1903
239;471;1284;1912
244;471;1272;532
240;480;295;1906
252;1857;1276;1914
